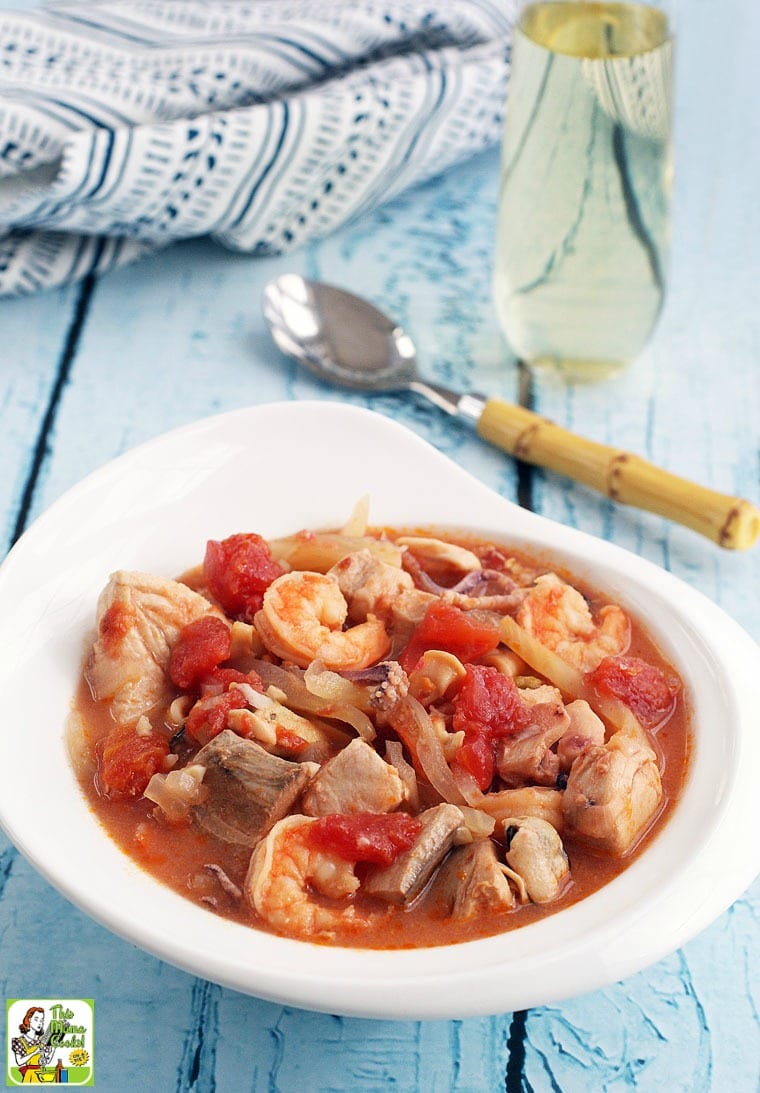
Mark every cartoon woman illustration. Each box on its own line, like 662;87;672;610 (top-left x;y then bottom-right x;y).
11;1007;53;1083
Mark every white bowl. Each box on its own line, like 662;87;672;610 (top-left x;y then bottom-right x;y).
1;401;758;1020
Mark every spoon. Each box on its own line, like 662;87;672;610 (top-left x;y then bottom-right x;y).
263;273;760;550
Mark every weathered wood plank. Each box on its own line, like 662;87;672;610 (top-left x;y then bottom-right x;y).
522;891;760;1092
0;284;82;548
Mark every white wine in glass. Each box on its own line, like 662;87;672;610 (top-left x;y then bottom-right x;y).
494;1;674;380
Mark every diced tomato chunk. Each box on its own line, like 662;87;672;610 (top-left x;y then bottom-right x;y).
97;723;170;801
451;665;530;790
168;616;231;690
399;603;500;674
308;812;423;865
275;728;309;753
185;689;249;746
586;655;680;729
455;733;496;790
452;664;529;736
203;533;284;621
198;667;262;697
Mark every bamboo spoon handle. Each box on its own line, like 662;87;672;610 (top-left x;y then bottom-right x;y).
475;397;760;550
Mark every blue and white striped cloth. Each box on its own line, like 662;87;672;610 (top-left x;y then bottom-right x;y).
0;0;516;296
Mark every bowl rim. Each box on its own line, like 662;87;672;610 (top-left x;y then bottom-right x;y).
1;399;759;1020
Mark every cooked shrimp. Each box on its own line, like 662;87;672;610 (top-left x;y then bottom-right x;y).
515;573;629;672
254;571;390;670
245;815;366;938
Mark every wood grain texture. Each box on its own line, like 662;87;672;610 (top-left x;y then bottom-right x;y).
516;4;760;1087
0;285;80;546
0;0;758;1088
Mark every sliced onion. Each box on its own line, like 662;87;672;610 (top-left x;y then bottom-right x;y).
459;806;496;838
451;765;488;808
251;659;375;740
391;694;468;806
252;660;321;710
324;703;376;741
304;659;373;712
499;614;585;695
267;532;402;572
144;763;208;822
385;740;420;811
340;495;370;537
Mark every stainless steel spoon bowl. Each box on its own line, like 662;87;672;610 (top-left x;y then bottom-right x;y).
263;272;483;419
263;273;759;550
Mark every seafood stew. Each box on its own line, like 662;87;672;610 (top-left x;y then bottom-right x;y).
72;515;690;948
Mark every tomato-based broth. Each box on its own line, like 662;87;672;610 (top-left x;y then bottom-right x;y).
71;524;690;949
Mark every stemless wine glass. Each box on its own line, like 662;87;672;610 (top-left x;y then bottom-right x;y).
494;1;674;380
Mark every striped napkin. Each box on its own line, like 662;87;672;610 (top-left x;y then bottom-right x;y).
0;0;516;296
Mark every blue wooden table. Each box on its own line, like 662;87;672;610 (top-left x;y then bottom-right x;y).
1;1;759;1089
